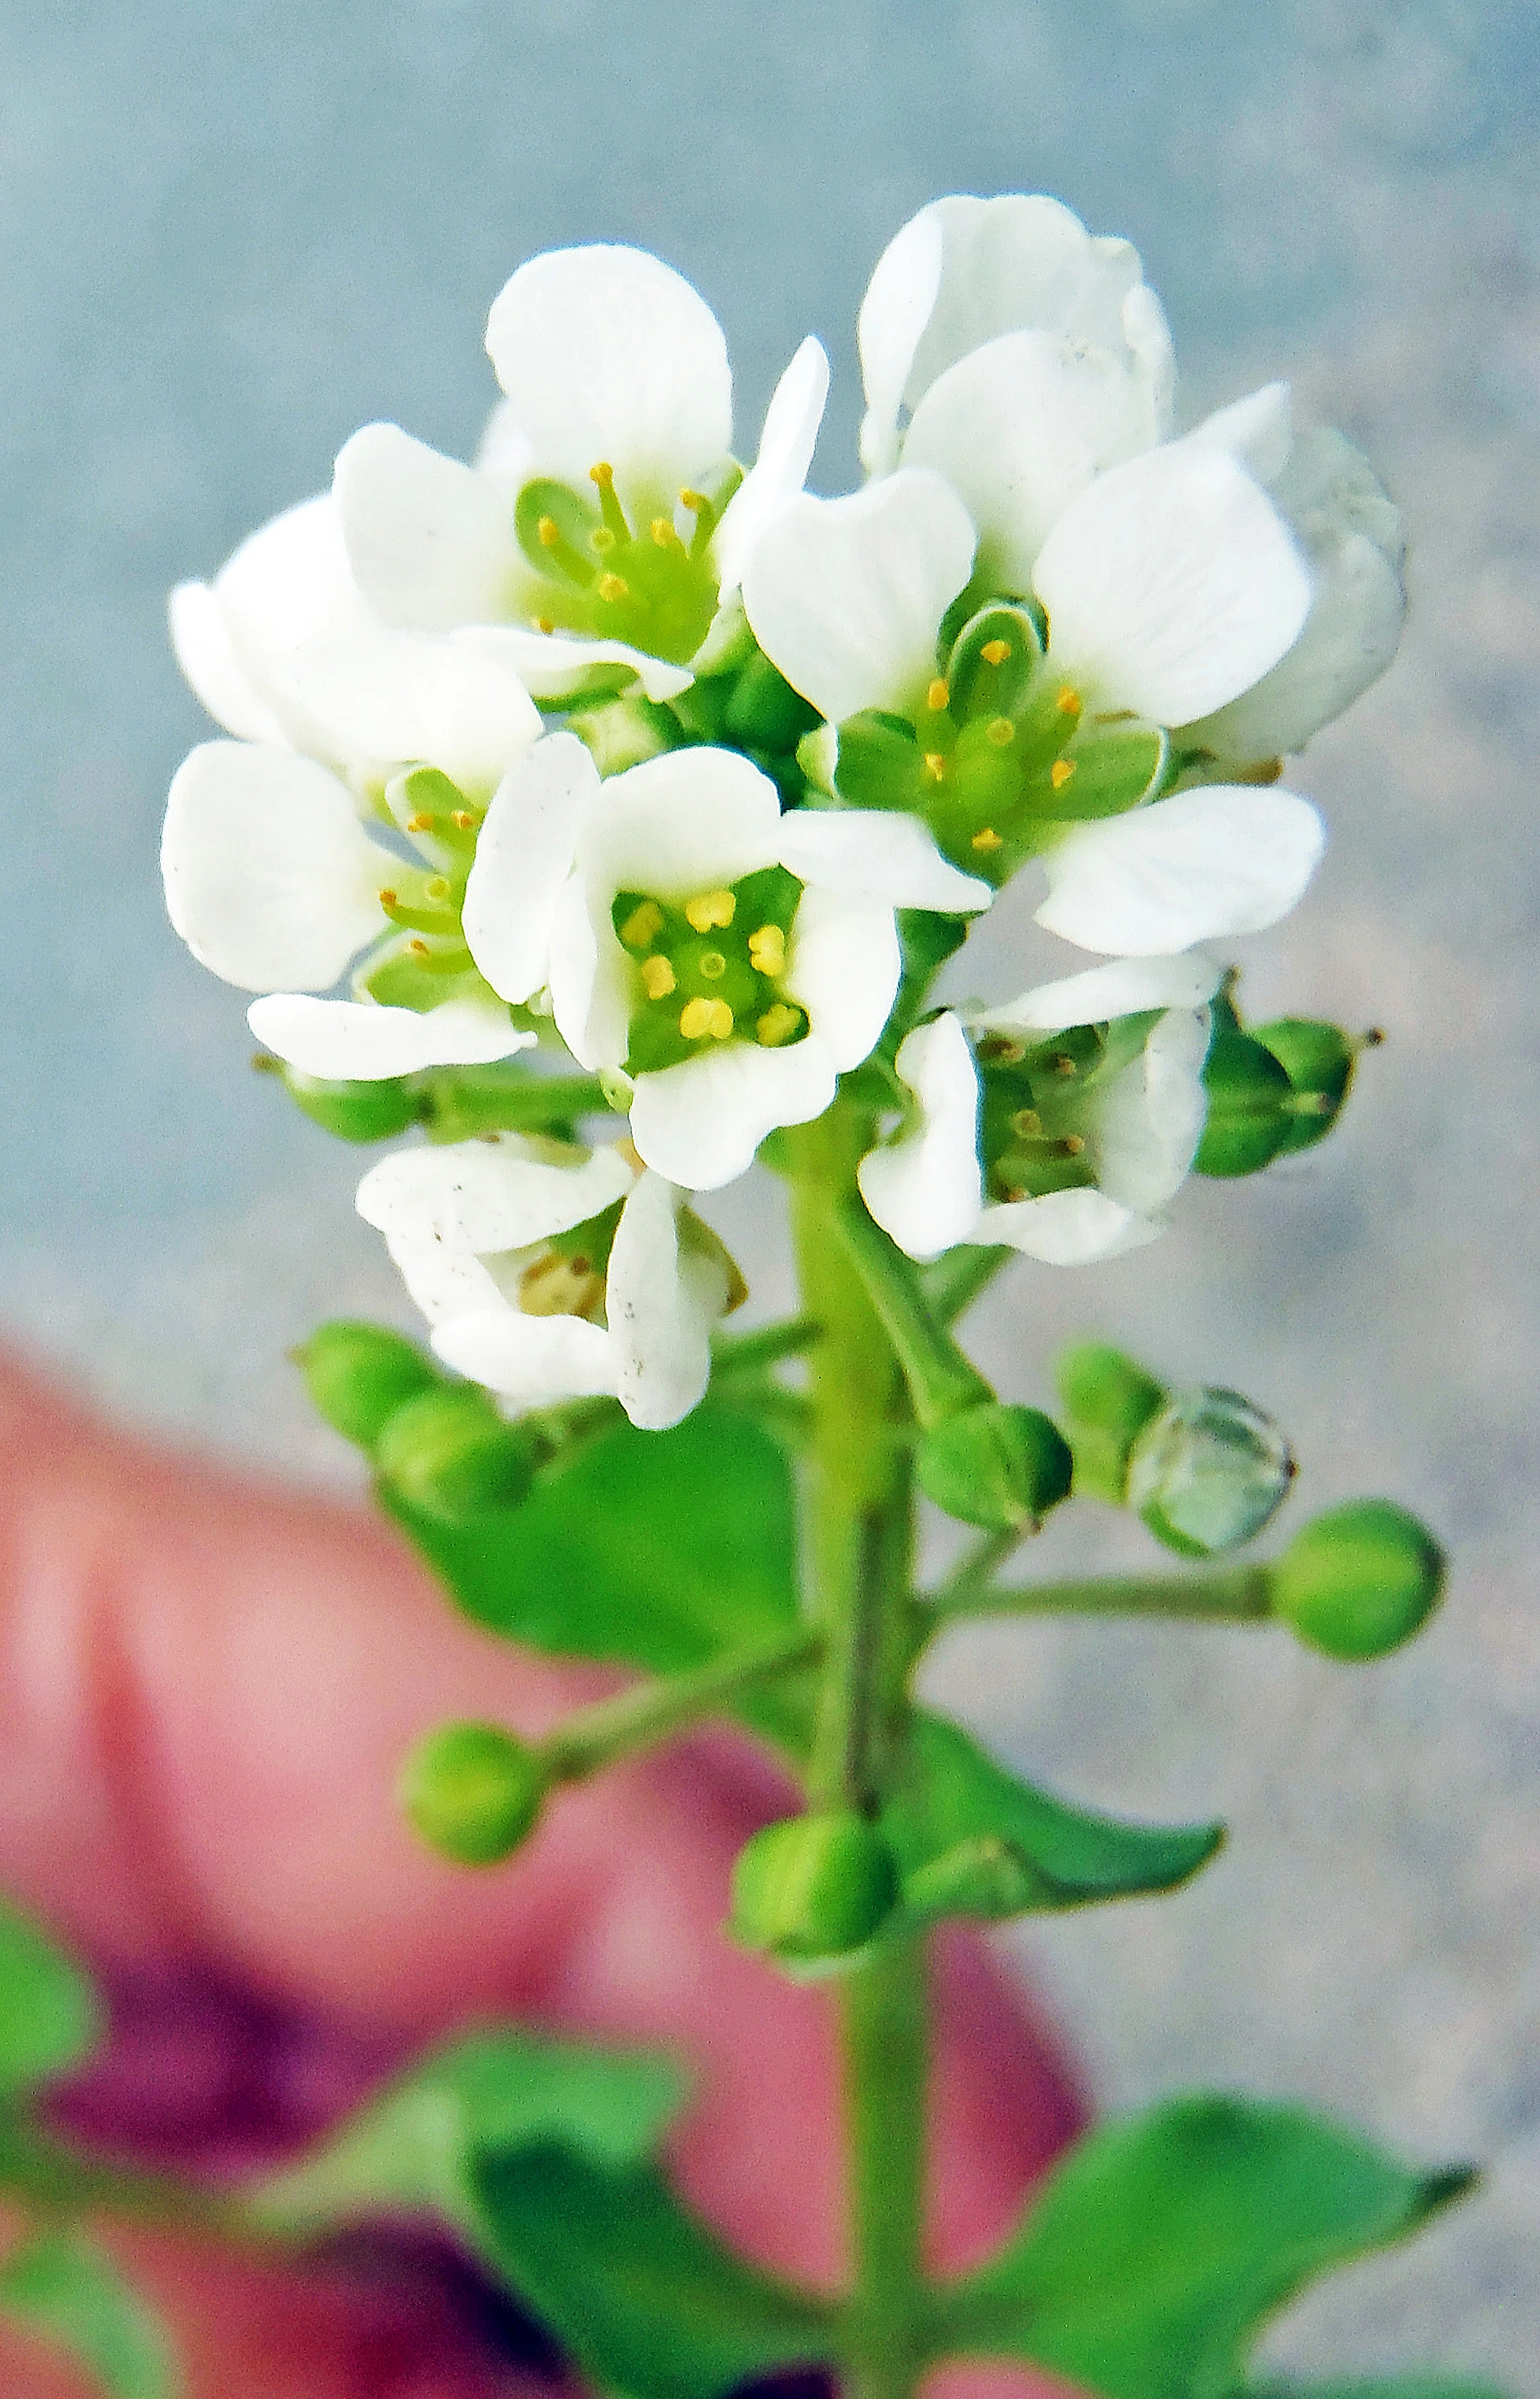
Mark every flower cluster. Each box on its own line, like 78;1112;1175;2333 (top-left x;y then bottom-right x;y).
163;195;1404;1431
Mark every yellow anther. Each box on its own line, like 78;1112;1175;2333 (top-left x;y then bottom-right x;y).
425;876;451;902
970;827;1003;851
985;717;1015;748
756;1002;802;1048
680;996;734;1041
980;638;1011;666
1051;758;1077;791
378;887;398;907
408;938;431;958
926;678;950;712
684;889;736;931
598;572;629;603
748;923;786;976
452;810;476;832
1011;1108;1043;1139
980;1034;1026;1064
651;516;679;547
698;950;728;980
407;812;435;833
519;1251;606;1323
640;955;677;1000
1052;1053;1077;1077
924;753;947;782
1001;1183;1029;1204
1055;686;1082;716
1064;1133;1086;1154
620;899;666;949
535;616;555;634
537;515;561;549
590;526;617;553
679;487;709;514
590;461;615;489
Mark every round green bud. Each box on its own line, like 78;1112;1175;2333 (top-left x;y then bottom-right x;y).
1194;1031;1295;1178
399;1721;549;1865
277;1067;423;1144
723;650;822;754
294;1320;442;1452
1254;1017;1359;1156
375;1385;536;1520
1127;1387;1295;1558
1271;1500;1446;1660
916;1402;1074;1533
729;1811;899;1966
1054;1342;1167;1447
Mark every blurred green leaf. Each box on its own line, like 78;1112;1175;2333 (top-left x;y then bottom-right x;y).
935;2094;1479;2398
0;2229;178;2398
386;1401;798;1671
0;1899;101;2098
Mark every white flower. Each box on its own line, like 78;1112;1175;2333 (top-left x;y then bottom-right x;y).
457;732;990;1191
161;742;536;1079
856;955;1219;1265
333;244;828;705
857;194;1174;480
356;1135;741;1430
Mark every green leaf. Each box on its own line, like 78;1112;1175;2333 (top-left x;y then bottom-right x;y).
471;2145;837;2399
385;1401;799;1672
883;1711;1225;1921
252;2026;687;2235
0;2229;178;2399
0;1899;101;2097
936;2094;1478;2399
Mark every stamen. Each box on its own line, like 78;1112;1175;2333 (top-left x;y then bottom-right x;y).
926;678;950;712
679;488;718;560
452;811;476;832
641;955;677;1000
698;950;728;980
924;753;947;782
1051;758;1076;791
590;462;615;488
598;572;630;603
1052;1054;1077;1077
620;900;666;949
756;1002;802;1048
980;639;1011;666
985;718;1014;748
680;996;734;1041
537;516;561;548
407;812;435;833
378;887;397;908
747;923;786;975
590;462;633;544
1055;687;1083;716
1012;1108;1043;1139
979;1034;1025;1064
651;516;681;549
535;617;555;634
685;889;736;931
1064;1134;1086;1154
425;876;451;902
408;938;430;957
970;827;1002;852
590;526;617;553
535;517;596;587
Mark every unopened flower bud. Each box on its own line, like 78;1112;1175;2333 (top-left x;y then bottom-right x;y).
1271;1500;1445;1660
1194;1030;1295;1178
399;1721;549;1865
901;1834;1039;1924
1254;1017;1360;1156
294;1320;442;1452
268;1064;423;1144
375;1385;536;1519
723;650;822;755
917;1402;1074;1533
570;696;677;776
729;1811;899;1967
1127;1387;1294;1557
1054;1341;1167;1500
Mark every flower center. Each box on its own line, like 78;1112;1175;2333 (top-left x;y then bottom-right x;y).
513;460;739;666
974;1023;1108;1203
355;766;502;1014
612;865;808;1076
514;1197;625;1323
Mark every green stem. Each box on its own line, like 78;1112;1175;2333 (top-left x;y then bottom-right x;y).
921;1243;1014;1328
834;1203;991;1434
840;1936;929;2399
0;2125;264;2248
540;1625;822;1780
422;1069;617;1142
924;1561;1275;1626
711;1314;823;1376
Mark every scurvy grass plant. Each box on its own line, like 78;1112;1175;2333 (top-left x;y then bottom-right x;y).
0;196;1504;2399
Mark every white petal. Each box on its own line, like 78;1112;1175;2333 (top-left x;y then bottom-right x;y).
1093;1005;1211;1212
462;732;590;1004
1182;429;1406;761
980;1187;1163;1265
782;886;901;1071
1035;786;1325;955
902;330;1156;589
382;1227;510;1326
858;205;945;474
1034;444;1311;727
161;743;391;991
547;871;623;1073
169;581;290;746
334;422;524;631
713;336;830;597
433;1308;619;1410
278;626;541;797
629;1039;838;1191
247;994;534;1080
456;624;695;705
474;399;535;480
605;1172;717;1430
215;495;358;684
578;746;784;898
856;1014;982;1262
485;244;732;488
1187;381;1294;483
776;809;991;913
743;473;975;725
974;951;1222;1033
358;1134;634;1253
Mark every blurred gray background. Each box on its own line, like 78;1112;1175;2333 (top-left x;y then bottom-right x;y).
2;0;1537;2382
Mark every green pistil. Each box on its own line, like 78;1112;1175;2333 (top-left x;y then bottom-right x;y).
513;461;739;667
975;1024;1105;1202
612;862;808;1075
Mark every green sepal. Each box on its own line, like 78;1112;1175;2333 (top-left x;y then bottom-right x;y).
0;1898;101;2099
933;2093;1478;2398
514;476;598;579
374;1385;538;1521
1255;1016;1362;1154
916;1401;1074;1532
294;1320;442;1454
834;710;929;812
723;649;822;755
264;1064;424;1143
385;1402;800;1673
1027;728;1167;822
1195;1029;1296;1177
945;603;1042;718
0;2229;179;2399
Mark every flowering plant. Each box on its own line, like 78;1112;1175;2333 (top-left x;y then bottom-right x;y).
0;195;1502;2399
